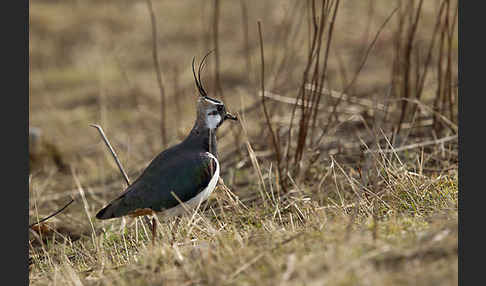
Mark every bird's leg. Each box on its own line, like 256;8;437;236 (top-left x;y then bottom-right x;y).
151;217;157;246
168;217;180;244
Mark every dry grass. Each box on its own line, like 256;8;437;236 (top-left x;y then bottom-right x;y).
29;0;458;285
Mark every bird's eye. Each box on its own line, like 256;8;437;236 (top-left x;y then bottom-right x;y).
217;105;224;112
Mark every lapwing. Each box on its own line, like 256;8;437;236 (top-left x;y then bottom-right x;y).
95;53;237;243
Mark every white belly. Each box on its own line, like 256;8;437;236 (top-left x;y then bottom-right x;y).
162;152;220;217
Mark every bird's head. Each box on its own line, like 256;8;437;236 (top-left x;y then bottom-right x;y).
192;52;237;130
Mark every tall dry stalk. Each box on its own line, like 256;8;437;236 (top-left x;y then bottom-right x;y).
432;0;458;132
146;0;167;147
240;0;252;86
395;0;424;136
390;0;457;136
285;0;341;179
250;0;342;188
259;0;400;188
257;21;284;191
213;0;224;101
213;0;243;157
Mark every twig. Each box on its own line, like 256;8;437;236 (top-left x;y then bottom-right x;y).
310;0;340;143
396;0;424;135
89;124;131;186
145;0;167;147
401;98;457;132
213;0;242;157
212;0;226;102
365;134;457;154
284;0;321;174
257;20;283;190
240;0;252;85
411;0;447;121
260;90;325;109
29;199;75;228
322;5;399;135
304;84;387;110
90;124;154;234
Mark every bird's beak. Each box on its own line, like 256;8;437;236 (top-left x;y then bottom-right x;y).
224;113;238;121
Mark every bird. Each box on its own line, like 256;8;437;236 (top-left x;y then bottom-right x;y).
95;52;237;243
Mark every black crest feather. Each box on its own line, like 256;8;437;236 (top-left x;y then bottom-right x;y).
192;50;214;98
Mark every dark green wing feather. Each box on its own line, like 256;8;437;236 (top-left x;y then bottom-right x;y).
96;146;217;219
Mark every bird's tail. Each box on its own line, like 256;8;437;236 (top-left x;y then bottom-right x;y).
96;201;119;219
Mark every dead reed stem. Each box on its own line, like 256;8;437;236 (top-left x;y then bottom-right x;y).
309;0;340;143
89;124;131;186
281;0;341;179
145;0;167;147
396;0;424;135
258;20;284;191
321;5;398;138
29;198;75;228
213;0;224;101
90;124;155;231
410;0;447;121
240;0;252;86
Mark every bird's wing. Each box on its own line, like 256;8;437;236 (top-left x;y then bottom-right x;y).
96;150;218;219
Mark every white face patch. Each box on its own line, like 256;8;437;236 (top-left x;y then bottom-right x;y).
205;113;222;129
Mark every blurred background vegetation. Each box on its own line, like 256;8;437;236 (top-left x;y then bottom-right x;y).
29;0;457;185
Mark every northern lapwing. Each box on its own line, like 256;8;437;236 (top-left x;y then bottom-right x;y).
96;53;237;243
